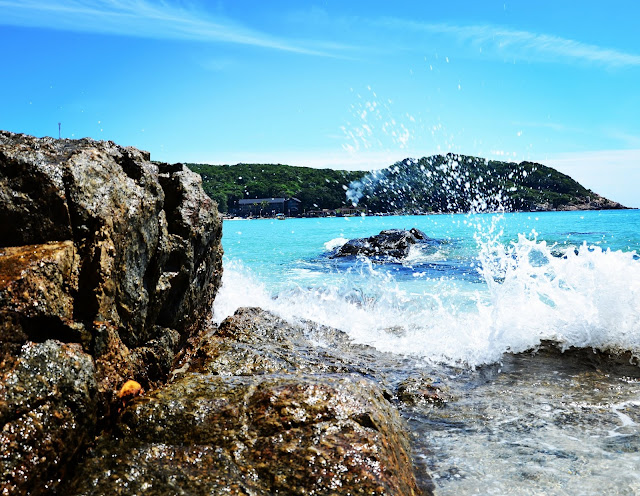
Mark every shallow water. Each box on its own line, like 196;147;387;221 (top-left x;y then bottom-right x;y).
406;347;640;495
215;210;640;493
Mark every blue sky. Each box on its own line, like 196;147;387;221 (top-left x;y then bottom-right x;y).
1;1;639;206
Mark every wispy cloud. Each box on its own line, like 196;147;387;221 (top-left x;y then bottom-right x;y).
376;19;640;69
0;0;337;56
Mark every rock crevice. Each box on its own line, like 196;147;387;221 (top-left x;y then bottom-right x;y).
0;131;222;494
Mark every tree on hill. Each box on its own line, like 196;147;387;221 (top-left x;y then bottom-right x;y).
186;162;365;213
347;154;613;213
184;155;624;215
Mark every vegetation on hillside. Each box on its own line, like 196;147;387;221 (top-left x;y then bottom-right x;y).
351;154;598;213
186;163;364;213
186;154;622;214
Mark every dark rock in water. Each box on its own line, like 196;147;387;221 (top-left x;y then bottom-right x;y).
64;308;426;495
331;228;429;259
397;374;452;406
0;131;223;494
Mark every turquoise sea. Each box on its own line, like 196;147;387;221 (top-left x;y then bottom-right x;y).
216;209;640;366
214;209;640;494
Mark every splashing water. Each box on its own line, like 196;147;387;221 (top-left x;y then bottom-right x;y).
214;211;640;368
345;153;579;214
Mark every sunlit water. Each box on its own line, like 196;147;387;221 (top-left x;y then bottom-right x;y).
214;210;640;494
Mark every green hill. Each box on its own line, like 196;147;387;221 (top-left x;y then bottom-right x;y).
350;154;625;213
185;154;625;215
185;162;364;213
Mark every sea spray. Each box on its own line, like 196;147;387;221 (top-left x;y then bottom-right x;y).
344;153;585;214
215;212;640;367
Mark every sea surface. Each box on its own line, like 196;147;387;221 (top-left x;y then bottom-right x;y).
214;210;640;494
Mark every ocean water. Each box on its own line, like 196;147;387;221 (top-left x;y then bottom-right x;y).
213;209;640;494
215;210;640;367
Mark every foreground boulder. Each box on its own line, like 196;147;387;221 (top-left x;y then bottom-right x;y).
64;308;426;495
331;228;429;259
1;133;426;494
0;131;223;494
0;341;97;495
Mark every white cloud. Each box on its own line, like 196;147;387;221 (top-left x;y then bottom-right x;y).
376;19;640;69
0;0;336;56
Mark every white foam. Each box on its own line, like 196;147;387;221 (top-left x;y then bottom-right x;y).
213;235;640;368
323;237;349;251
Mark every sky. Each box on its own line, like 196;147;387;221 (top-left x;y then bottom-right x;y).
1;0;639;207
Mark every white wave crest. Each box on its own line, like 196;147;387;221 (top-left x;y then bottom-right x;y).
213;237;640;367
323;237;349;251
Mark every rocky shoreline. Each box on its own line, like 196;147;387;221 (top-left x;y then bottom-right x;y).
0;132;429;495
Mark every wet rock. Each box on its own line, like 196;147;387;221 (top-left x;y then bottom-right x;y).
0;340;97;495
331;228;430;259
65;308;427;495
174;306;382;379
0;132;223;493
67;374;420;496
397;375;452;406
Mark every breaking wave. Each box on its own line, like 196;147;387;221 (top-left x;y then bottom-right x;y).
213;231;640;368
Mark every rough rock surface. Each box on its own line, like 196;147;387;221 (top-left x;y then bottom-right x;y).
0;340;97;495
331;228;431;259
0;131;222;494
397;374;452;406
554;193;627;211
1;132;425;495
65;308;427;495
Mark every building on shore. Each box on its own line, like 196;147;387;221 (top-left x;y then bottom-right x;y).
304;206;367;217
234;197;301;217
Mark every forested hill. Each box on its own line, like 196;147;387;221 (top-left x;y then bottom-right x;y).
186;154;625;214
185;162;363;213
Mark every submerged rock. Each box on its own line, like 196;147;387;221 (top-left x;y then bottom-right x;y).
65;308;427;495
0;131;223;494
397;374;452;406
331;228;430;259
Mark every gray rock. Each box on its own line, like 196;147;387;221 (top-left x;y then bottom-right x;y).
175;306;383;379
0;131;223;494
331;228;430;259
0;131;222;388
